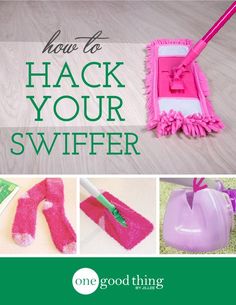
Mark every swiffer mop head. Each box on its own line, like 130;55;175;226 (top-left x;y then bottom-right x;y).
80;191;153;249
146;39;224;137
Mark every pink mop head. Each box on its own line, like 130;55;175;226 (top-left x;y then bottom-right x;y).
80;191;153;249
146;39;224;137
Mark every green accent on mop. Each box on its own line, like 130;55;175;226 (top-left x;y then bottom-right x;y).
80;178;127;227
97;194;127;227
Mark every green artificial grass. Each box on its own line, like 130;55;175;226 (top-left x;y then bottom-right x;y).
160;179;236;254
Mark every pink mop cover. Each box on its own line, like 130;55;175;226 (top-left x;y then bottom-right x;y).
80;191;153;249
146;39;224;137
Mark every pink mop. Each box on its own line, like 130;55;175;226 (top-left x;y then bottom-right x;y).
146;2;236;137
80;178;153;250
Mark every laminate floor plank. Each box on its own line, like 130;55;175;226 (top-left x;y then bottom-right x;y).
0;1;235;174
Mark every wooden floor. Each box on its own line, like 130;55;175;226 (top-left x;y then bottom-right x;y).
0;1;235;174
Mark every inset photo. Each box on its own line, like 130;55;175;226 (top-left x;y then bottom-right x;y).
160;178;236;254
0;177;77;255
80;177;156;255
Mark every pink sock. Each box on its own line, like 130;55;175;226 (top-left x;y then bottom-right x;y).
43;178;76;254
12;180;46;246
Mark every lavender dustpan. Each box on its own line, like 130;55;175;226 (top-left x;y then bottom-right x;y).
163;188;233;252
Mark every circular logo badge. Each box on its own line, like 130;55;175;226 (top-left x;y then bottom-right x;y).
72;268;99;295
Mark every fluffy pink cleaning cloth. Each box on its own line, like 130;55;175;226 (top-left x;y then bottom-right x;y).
146;39;224;137
80;191;154;249
12;178;76;254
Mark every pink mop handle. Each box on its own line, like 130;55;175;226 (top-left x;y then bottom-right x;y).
181;1;236;67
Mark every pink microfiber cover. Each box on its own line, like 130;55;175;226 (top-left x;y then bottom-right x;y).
146;39;224;137
80;191;153;249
